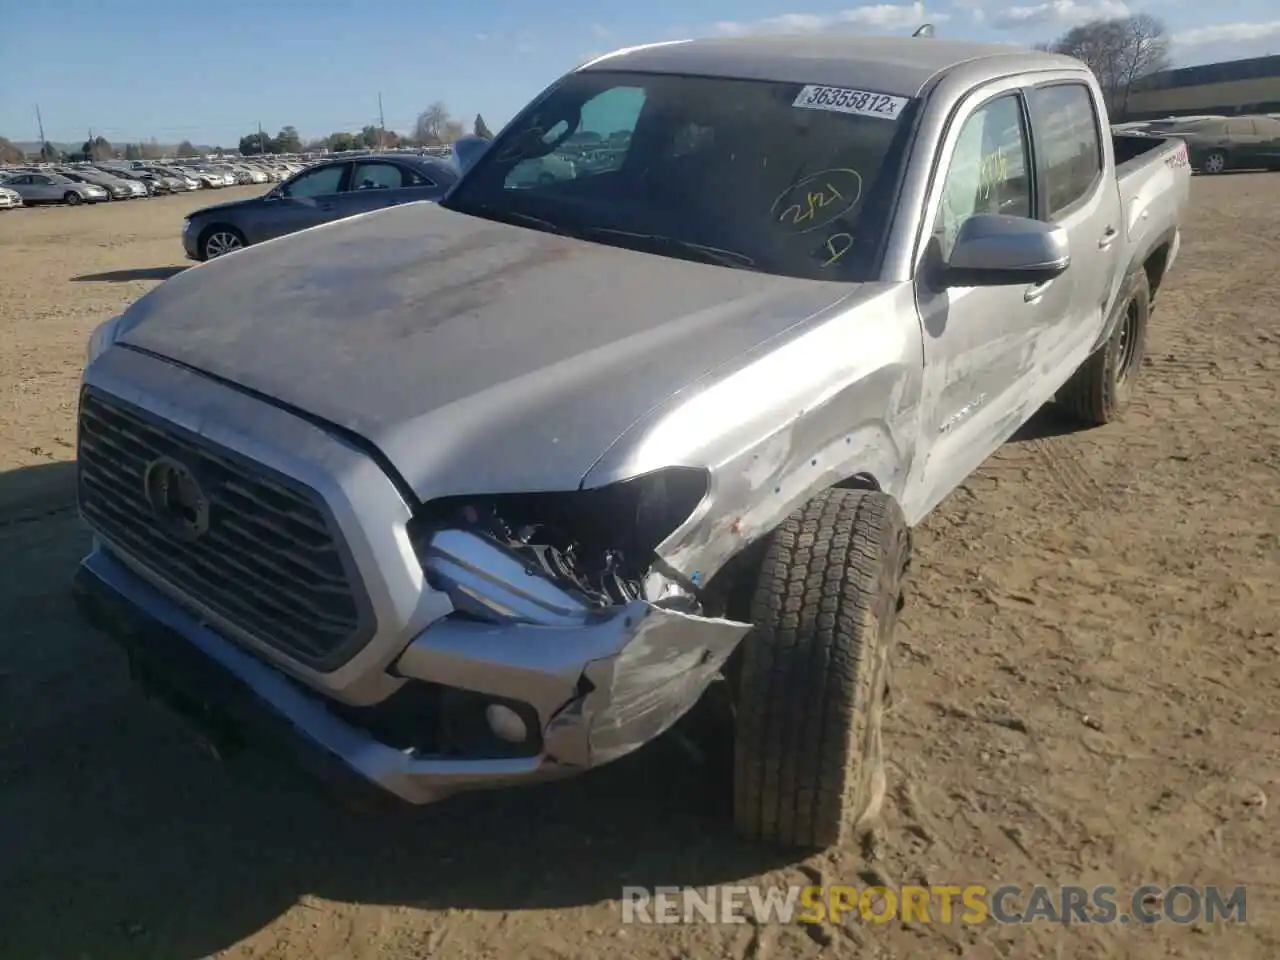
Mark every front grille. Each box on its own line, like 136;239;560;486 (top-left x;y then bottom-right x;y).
77;387;372;670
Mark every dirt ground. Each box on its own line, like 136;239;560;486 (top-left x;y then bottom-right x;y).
0;180;1276;960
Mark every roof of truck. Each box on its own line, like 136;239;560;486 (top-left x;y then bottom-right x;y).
578;35;1080;98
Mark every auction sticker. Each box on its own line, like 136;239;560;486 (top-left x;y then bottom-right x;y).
793;85;909;119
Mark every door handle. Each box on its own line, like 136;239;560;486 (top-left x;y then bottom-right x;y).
1024;280;1052;302
1098;227;1118;249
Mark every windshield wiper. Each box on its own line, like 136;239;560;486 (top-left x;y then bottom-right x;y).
581;228;755;269
461;203;565;235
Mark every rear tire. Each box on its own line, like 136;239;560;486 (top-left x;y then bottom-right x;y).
1201;150;1227;175
732;488;910;850
1057;269;1150;426
64;192;82;206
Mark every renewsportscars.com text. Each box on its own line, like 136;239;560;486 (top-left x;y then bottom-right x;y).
620;884;1248;926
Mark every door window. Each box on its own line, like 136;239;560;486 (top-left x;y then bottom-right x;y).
283;164;345;198
932;94;1032;261
1027;83;1102;218
351;162;404;191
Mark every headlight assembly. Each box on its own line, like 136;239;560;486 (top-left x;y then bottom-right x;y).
410;467;710;625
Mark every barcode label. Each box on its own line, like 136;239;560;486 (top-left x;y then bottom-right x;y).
793;85;909;120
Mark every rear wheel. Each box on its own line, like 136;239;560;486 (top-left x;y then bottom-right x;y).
732;488;910;850
64;191;82;206
1057;269;1150;426
1201;150;1227;175
198;225;245;260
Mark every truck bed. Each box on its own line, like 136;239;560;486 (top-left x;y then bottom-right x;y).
1112;132;1192;270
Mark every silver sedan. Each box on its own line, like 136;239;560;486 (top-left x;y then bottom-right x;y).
0;171;108;205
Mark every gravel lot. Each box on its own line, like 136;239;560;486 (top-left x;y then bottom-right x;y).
0;179;1277;960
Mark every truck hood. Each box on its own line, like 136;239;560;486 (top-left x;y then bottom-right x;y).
117;201;851;500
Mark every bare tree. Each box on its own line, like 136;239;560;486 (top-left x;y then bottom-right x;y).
1046;15;1170;117
414;101;450;145
1114;14;1170;114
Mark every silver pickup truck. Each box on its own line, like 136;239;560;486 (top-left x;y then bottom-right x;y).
75;35;1190;851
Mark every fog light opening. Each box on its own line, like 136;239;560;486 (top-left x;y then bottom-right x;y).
485;703;529;744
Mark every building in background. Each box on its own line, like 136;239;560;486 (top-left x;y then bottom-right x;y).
1124;55;1280;121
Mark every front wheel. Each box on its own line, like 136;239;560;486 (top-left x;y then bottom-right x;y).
732;488;910;850
1201;150;1227;175
64;192;82;206
1057;269;1150;426
198;225;245;260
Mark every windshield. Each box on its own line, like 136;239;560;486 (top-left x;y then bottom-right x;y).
442;70;917;280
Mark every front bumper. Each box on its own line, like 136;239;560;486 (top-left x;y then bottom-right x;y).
181;220;199;259
75;541;748;807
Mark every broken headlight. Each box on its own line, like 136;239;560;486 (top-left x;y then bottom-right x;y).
410;467;709;626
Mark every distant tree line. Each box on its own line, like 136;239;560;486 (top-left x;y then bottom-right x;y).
236;103;489;156
2;103;493;163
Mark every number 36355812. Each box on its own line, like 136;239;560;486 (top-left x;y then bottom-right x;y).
793;85;908;120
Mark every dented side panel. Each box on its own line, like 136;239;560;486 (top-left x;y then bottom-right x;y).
581;283;924;586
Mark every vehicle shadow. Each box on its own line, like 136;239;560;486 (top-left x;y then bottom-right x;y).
0;461;790;960
72;266;187;283
1007;404;1081;443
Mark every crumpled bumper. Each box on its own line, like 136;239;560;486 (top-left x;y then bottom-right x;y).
74;545;750;806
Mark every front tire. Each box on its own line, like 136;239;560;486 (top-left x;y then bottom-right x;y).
1201;150;1227;175
64;192;82;206
1057;269;1150;426
733;488;910;850
198;225;246;260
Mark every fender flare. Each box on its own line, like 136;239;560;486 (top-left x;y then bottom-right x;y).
1091;223;1176;353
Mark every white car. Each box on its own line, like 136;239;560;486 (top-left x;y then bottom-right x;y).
505;153;578;188
0;185;23;209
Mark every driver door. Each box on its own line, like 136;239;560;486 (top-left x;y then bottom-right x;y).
264;162;351;241
911;85;1049;510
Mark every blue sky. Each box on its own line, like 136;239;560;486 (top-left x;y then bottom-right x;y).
2;0;1278;145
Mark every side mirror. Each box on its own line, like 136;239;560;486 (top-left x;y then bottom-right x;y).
265;185;283;200
941;213;1070;287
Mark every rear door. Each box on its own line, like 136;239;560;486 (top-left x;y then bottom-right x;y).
1224;117;1262;167
339;160;445;218
1252;117;1280;166
1024;80;1123;369
264;162;351;240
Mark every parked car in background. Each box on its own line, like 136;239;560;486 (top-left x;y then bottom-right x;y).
504;153;577;187
0;185;23;209
0;171;108;205
179;166;234;188
1146;114;1280;174
58;166;143;200
181;153;459;260
113;167;169;195
79;36;1190;852
148;166;201;191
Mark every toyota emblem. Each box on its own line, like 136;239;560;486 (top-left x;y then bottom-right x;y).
143;456;210;541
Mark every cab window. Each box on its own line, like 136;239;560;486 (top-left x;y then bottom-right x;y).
932;94;1032;260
